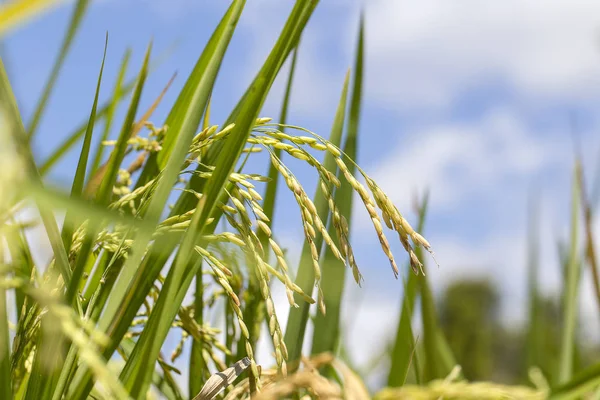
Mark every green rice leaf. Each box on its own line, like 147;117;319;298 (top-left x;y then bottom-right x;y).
310;16;363;360
5;222;34;322
260;45;299;236
388;198;428;387
577;159;600;331
38;44;175;176
434;328;458;378
189;101;212;394
88;48;131;180
525;191;545;380
26;183;154;233
0;277;10;399
551;361;600;399
117;0;320;393
309;72;352;357
119;338;185;400
284;63;350;365
61;33;107;254
559;162;582;383
95;44;151;205
420;211;457;381
189;99;212;396
63;35;107;306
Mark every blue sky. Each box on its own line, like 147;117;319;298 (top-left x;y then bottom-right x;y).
7;0;600;390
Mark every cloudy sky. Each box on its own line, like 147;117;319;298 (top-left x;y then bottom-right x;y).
6;0;600;391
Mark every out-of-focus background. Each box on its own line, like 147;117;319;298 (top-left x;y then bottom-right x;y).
7;0;600;392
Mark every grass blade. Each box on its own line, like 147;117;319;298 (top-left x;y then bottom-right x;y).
260;46;299;235
95;44;151;205
576;157;600;317
311;15;363;360
434;328;458;377
388;199;428;387
60;33;107;251
26;183;154;233
38;45;175;176
118;0;296;393
551;362;600;400
88;48;131;180
107;0;243;345
309;70;352;357
119;338;185;400
83;71;176;198
63;35;108;304
283;71;349;366
525;190;543;376
189;101;213;397
419;210;457;381
0;267;11;400
27;0;91;139
5;223;34;322
559;162;582;383
188;96;214;395
42;46;150;398
37;76;136;176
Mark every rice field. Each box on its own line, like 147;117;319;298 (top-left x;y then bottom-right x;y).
0;1;598;399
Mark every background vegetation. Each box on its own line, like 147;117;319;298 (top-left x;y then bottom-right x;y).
0;1;599;399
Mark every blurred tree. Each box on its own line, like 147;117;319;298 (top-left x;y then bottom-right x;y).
437;278;598;386
439;279;499;381
522;296;561;385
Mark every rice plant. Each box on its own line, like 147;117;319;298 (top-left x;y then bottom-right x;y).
1;1;600;399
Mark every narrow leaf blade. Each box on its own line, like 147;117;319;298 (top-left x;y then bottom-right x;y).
310;16;364;359
61;33;108;253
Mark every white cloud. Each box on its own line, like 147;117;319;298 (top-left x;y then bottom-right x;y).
365;108;565;216
94;0;600;115
216;0;600;113
364;0;600;109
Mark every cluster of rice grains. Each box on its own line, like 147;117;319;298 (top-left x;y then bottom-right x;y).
375;366;547;400
99;118;434;393
251;122;435;277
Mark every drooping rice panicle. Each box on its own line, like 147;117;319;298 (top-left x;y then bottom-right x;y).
220;194;287;377
267;152;328;313
254;123;433;279
334;156;399;278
